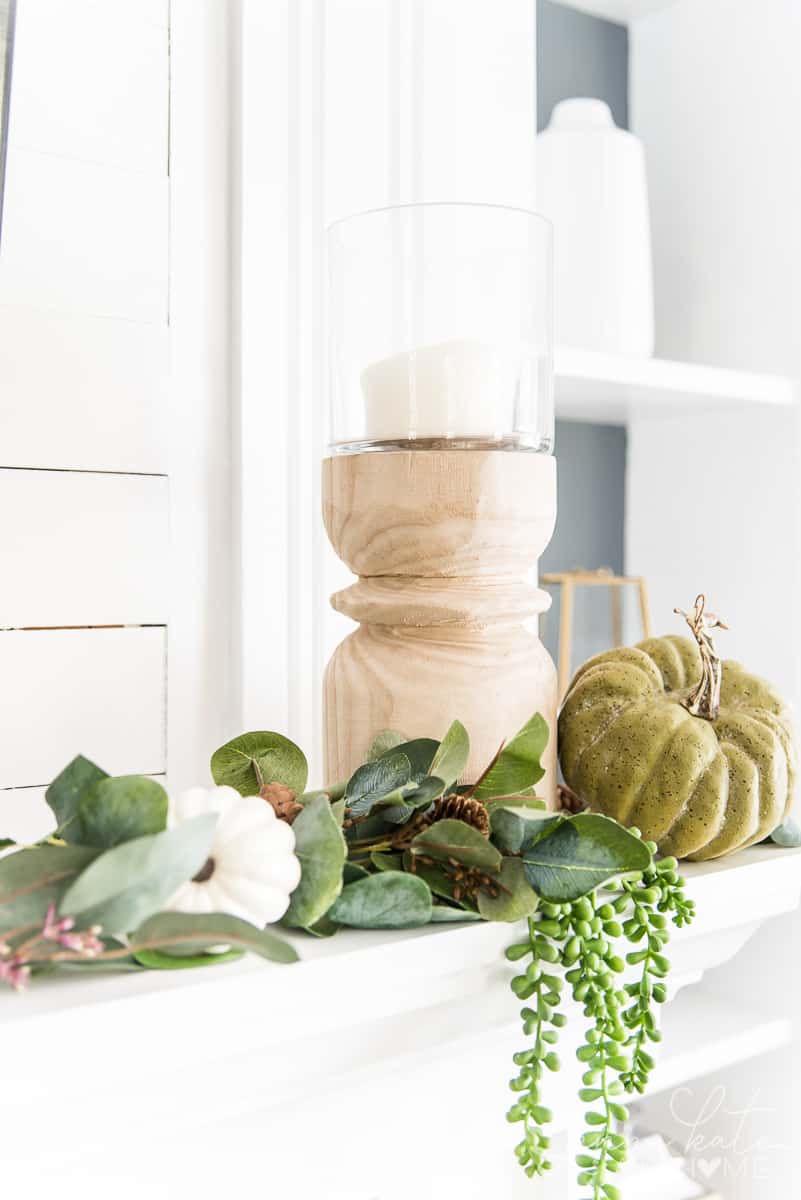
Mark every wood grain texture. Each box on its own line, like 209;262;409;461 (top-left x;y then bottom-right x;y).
322;450;558;802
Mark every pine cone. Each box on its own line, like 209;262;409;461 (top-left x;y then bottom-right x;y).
430;793;490;837
260;782;303;824
558;783;587;815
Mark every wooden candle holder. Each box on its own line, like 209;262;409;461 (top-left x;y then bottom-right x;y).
322;450;559;805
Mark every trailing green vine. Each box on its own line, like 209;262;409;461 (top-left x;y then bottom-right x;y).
507;833;696;1197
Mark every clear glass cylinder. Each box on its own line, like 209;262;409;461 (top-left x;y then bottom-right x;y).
327;202;554;454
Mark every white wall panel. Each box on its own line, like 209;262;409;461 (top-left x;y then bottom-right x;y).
0;149;167;322
0;627;166;788
0;471;169;628
0;307;168;472
10;0;168;172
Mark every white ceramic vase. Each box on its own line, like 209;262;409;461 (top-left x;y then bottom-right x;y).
536;98;654;357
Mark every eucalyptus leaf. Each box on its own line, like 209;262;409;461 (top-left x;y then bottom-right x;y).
370;851;404;872
46;755;109;840
282;796;346;928
0;844;98;933
345;752;411;818
472;714;549;801
79;776;168;848
429;905;483;923
490;807;561;854
302;913;340;938
133;947;245;970
367;730;407;761
129;911;298;964
428;721;470;790
521;813;652;903
328;871;432;929
384;738;439;783
211;731;308;797
60;814;218;934
484;794;547;814
477;857;539;922
343;861;370;883
409;818;502;872
379;775;445;824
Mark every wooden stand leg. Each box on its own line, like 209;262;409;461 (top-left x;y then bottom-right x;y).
322;450;559;806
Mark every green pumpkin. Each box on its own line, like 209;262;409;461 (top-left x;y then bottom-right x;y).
558;598;797;861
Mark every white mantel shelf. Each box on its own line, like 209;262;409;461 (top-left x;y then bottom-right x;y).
555;346;796;424
2;846;800;1191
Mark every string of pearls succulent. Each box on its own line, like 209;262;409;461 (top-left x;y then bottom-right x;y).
506;833;695;1199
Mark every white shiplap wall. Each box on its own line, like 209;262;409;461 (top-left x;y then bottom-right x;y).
0;0;172;841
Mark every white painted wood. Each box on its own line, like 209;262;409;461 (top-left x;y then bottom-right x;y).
0;846;797;1195
238;0;292;738
0;627;166;788
555;346;795;424
0;148;167;322
167;0;239;790
0;471;168;628
9;0;168;172
547;0;675;23
0;307;168;472
631;0;801;378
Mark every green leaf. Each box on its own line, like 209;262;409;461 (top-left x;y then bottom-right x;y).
484;794;547;814
60;814;217;934
210;731;308;797
343;861;370;883
521;813;652;903
367;730;407;761
344;752;411;818
472;713;549;800
45;755;109;840
386;738;439;782
770;818;801;847
78;776;168;848
302;913;340;938
429;905;483;923
380;775;445;825
0;844;98;933
129;911;298;964
133;947;245;969
370;851;404;872
477;857;539;922
409;818;502;872
490;806;561;854
428;721;470;790
328;871;432;928
282;795;346;928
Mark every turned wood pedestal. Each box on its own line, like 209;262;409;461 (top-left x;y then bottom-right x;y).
322;450;558;805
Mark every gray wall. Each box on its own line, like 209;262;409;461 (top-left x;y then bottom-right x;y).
537;0;629;674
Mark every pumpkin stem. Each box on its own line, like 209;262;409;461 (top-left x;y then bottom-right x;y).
674;594;729;720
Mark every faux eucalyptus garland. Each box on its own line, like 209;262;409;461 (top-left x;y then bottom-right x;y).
0;713;695;1195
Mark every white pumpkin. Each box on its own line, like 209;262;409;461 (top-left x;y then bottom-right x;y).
167;785;301;925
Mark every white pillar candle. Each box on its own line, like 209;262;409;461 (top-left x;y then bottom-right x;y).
360;338;522;441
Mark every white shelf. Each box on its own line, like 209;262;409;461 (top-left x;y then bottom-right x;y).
555;346;796;425
547;0;675;26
